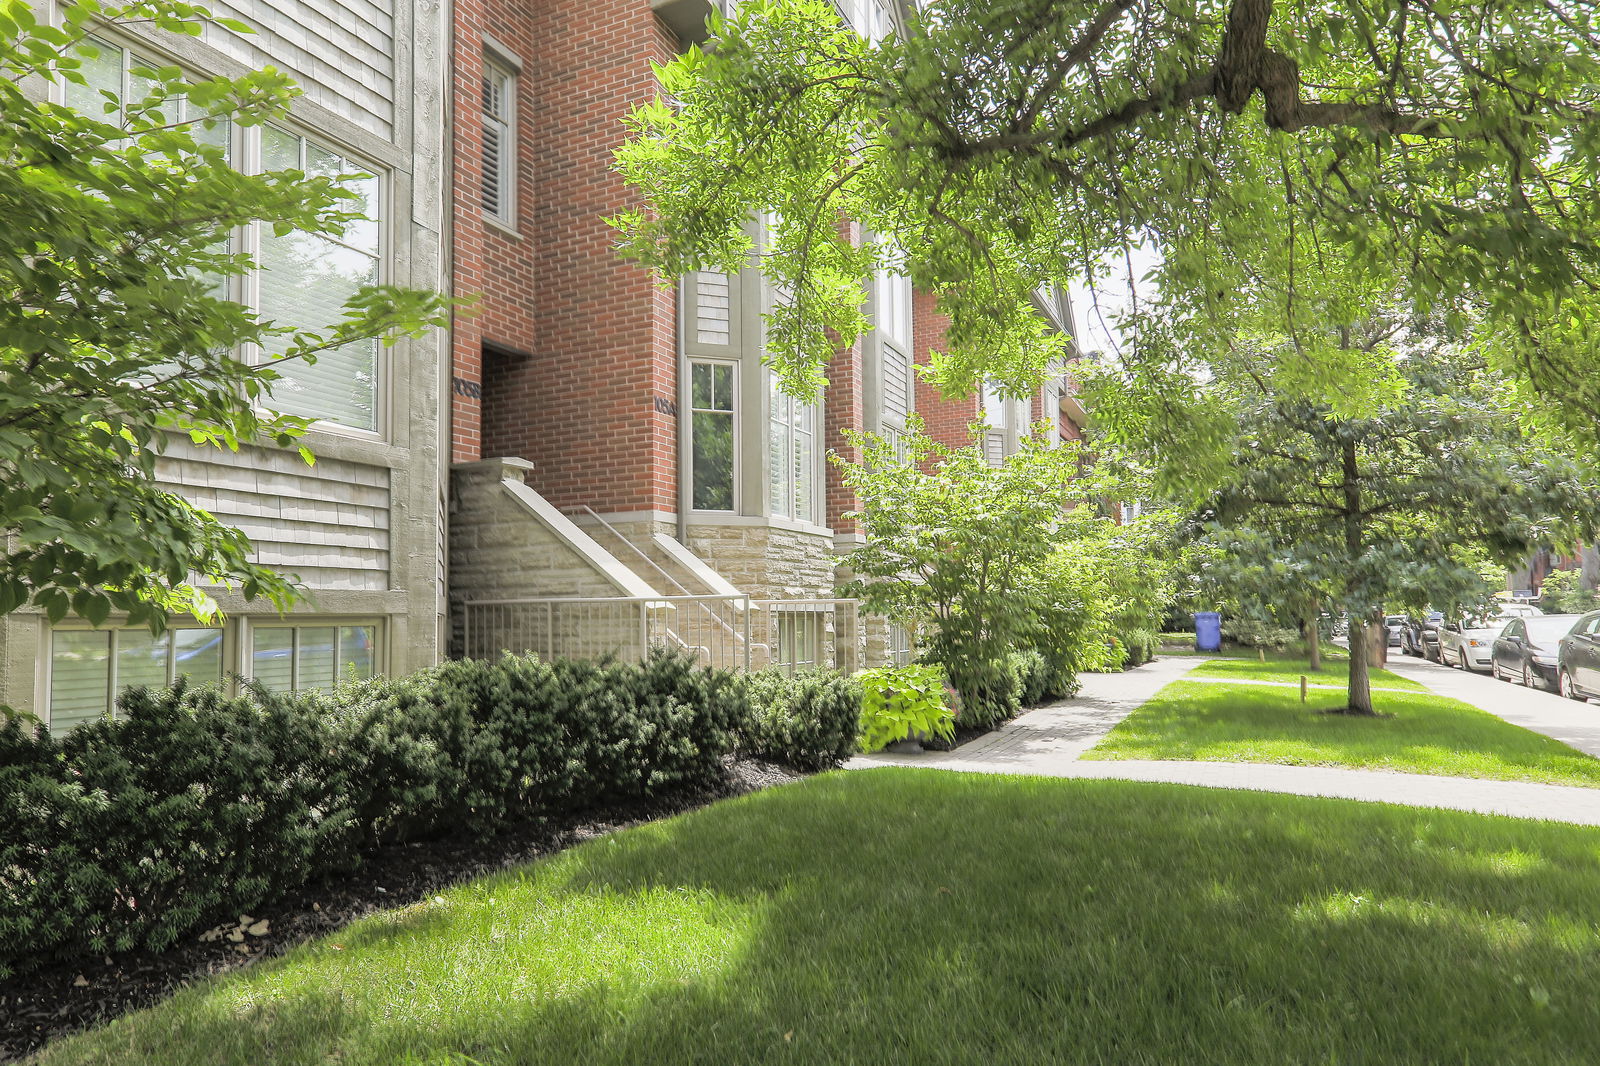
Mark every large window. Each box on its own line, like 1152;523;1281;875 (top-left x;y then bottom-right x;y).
690;360;737;511
48;627;224;735
249;624;376;692
876;264;914;432
255;127;383;432
64;37;385;434
481;56;516;226
769;375;817;523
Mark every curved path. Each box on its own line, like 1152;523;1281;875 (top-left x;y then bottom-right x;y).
847;656;1600;827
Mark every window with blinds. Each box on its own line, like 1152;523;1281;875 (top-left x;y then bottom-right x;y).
256;126;383;432
249;624;377;692
769;374;817;523
481;58;515;225
48;627;224;736
882;343;911;421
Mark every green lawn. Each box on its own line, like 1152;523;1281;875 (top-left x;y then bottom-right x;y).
1087;677;1600;786
33;770;1600;1065
1185;656;1426;691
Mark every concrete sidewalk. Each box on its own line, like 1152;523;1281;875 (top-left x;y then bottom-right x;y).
848;655;1600;827
848;656;1205;772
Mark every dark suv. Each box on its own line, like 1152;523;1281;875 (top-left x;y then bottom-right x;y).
1400;612;1445;660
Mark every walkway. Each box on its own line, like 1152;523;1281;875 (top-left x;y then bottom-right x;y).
1384;653;1600;759
848;656;1600;827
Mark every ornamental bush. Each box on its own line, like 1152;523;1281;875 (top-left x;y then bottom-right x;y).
0;648;856;981
737;670;862;771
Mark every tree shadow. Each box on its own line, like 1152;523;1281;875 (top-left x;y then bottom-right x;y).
41;770;1600;1065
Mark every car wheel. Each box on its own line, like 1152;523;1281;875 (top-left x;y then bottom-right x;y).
1459;649;1470;672
1561;670;1585;701
1523;662;1536;689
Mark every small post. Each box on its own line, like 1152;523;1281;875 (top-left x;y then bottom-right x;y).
1259;647;1266;662
1300;675;1308;703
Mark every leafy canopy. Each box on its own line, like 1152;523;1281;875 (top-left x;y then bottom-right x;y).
0;0;450;631
615;0;1600;443
1090;321;1600;709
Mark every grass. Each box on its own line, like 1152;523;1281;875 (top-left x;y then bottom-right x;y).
33;770;1600;1065
1185;656;1426;691
1157;636;1351;663
1086;676;1600;786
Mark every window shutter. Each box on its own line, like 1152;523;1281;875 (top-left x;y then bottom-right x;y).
481;61;513;222
695;270;732;344
883;342;910;419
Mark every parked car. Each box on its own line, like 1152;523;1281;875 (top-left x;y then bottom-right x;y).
1491;614;1583;689
1383;614;1406;648
1556;609;1600;701
1499;603;1544;618
1399;612;1444;659
1438;615;1508;672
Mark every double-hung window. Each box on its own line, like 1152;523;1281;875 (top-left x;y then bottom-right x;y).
690;360;736;511
481;57;516;226
982;382;1009;464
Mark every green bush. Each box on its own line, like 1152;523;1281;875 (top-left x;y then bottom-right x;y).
857;664;955;752
737;670;862;771
1116;628;1162;668
1008;650;1052;707
939;656;1021;732
0;648;851;982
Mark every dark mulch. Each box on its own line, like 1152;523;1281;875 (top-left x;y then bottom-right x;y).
0;758;804;1063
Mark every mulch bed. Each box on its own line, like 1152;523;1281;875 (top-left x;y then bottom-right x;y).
0;758;804;1063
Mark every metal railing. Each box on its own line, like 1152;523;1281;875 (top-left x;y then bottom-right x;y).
463;595;863;674
559;505;749;658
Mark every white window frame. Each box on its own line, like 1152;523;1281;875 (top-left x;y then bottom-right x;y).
688;357;739;513
768;373;820;523
244;124;389;439
242;619;384;691
56;33;392;440
42;624;227;734
481;54;517;228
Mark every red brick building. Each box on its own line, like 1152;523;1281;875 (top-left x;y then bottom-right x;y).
445;0;1086;669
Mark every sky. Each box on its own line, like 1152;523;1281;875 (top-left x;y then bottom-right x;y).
1067;242;1162;358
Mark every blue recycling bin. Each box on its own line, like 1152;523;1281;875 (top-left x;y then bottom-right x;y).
1194;612;1222;652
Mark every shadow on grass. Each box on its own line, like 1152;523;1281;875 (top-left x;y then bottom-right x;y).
37;770;1600;1066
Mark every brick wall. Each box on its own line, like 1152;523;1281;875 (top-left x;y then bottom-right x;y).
451;0;680;515
912;288;978;452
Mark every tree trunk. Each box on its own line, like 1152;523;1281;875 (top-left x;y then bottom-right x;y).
1347;618;1374;715
1305;596;1321;672
1365;606;1389;669
1340;438;1377;714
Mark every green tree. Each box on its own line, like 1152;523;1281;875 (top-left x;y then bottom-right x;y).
0;1;450;634
612;0;1600;444
1537;568;1598;614
1094;334;1600;714
834;419;1084;727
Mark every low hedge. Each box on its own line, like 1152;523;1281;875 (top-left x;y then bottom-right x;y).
737;670;861;771
0;650;852;980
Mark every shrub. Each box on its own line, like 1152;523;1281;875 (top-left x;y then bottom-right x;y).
0;647;850;981
737;670;862;771
1116;628;1162;668
935;656;1020;732
857;665;955;752
1008;650;1051;707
